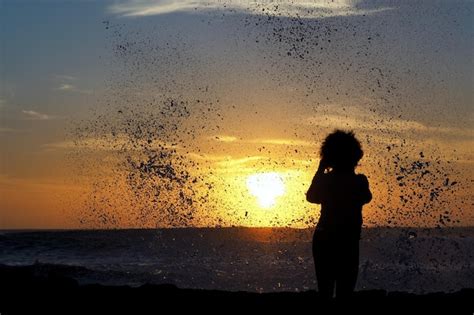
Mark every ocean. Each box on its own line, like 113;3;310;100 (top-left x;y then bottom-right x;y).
0;227;472;293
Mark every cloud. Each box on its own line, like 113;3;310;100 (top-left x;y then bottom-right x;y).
299;104;474;140
186;153;266;172
58;84;75;91
55;83;92;94
54;74;91;94
0;174;85;194
210;135;313;146
215;155;264;167
187;153;310;176
42;135;180;152
211;135;238;143
21;110;55;120
109;0;394;18
248;138;313;146
0;127;18;133
55;74;76;81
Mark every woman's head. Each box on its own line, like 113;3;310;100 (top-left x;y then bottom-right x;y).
320;129;363;170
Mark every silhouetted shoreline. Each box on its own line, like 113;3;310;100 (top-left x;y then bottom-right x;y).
1;264;472;314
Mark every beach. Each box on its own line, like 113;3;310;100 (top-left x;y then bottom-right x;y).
1;263;473;314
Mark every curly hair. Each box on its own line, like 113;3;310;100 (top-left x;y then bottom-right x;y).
320;130;363;170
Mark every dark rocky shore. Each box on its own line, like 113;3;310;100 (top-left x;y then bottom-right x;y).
1;264;472;314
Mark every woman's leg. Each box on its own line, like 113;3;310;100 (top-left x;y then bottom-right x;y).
313;236;335;299
335;238;359;299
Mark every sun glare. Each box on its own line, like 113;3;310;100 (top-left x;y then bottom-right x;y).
246;172;286;208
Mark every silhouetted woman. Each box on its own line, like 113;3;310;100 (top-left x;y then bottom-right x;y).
306;130;372;300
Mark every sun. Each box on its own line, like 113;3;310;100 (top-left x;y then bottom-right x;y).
246;172;286;208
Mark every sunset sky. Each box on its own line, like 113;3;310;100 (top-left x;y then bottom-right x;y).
1;0;473;229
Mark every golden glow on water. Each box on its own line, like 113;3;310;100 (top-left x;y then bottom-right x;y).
246;172;286;209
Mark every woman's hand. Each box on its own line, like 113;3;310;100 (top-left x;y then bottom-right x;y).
317;158;329;174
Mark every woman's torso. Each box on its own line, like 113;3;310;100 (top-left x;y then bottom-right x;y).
315;171;366;239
